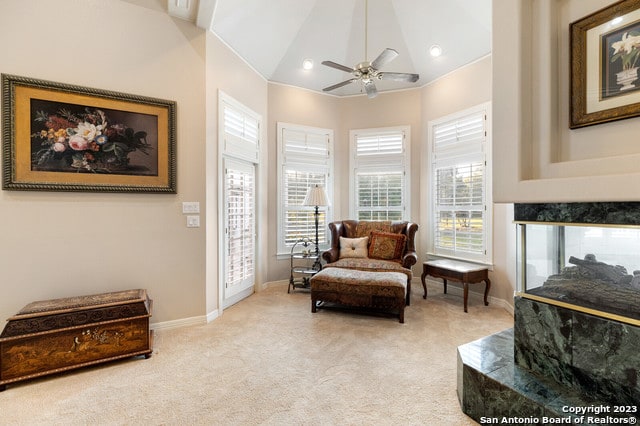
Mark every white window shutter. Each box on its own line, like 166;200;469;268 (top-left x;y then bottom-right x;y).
277;123;333;254
352;128;408;220
432;109;488;260
223;102;259;163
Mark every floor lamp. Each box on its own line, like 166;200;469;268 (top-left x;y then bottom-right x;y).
303;184;329;269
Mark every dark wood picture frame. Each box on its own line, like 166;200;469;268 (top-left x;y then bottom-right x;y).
570;0;640;128
2;74;176;192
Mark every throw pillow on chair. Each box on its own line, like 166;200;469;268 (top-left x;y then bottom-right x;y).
338;236;369;259
368;231;406;261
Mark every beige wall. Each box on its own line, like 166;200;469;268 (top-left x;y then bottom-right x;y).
0;0;206;324
494;0;640;203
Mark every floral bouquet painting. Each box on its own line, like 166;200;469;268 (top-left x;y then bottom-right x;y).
30;100;158;175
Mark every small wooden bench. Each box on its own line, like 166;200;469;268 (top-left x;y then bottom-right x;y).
421;259;490;313
310;268;407;323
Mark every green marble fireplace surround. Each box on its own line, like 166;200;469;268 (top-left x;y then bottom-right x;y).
457;203;640;423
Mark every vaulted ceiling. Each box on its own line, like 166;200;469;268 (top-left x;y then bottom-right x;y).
171;0;492;97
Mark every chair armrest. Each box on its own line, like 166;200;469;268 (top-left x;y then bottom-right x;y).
322;221;345;263
402;251;418;268
322;248;339;264
402;222;419;269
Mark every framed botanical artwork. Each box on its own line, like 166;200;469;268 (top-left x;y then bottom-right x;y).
2;74;176;192
570;0;640;128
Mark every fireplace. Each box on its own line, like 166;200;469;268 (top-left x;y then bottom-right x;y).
515;202;640;324
457;203;640;422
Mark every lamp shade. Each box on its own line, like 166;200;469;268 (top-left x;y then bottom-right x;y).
303;185;329;207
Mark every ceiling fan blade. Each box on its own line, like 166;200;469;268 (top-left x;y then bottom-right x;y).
323;78;357;92
370;48;399;70
379;72;420;83
364;81;378;99
321;60;355;73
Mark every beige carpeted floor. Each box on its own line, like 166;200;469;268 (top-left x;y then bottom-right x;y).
0;282;513;425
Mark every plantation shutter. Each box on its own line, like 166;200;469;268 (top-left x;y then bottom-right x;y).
280;127;331;249
225;161;255;293
222;102;259;163
353;129;407;221
432;111;487;258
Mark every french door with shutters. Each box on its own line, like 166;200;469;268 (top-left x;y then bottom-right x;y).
223;158;256;307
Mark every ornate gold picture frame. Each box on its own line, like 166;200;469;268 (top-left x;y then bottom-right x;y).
570;0;640;128
2;74;176;192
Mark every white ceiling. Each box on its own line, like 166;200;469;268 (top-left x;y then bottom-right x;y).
174;0;492;97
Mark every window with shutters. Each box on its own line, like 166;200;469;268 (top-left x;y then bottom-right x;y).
221;98;259;163
218;91;261;307
350;127;410;221
428;102;492;263
277;123;333;255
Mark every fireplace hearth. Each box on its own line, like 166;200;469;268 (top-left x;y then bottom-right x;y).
457;203;640;422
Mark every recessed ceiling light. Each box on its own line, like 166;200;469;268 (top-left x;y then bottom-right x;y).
429;45;442;57
302;59;314;70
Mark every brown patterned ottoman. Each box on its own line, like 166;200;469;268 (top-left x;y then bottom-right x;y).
310;267;407;323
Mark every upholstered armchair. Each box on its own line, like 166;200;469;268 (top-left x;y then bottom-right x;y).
321;220;419;304
322;220;418;268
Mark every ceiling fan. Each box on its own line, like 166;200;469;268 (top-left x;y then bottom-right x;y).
321;0;419;99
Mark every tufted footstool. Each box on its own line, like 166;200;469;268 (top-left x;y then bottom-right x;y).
310;267;407;323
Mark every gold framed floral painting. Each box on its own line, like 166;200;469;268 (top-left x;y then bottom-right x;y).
2;74;176;192
570;0;640;128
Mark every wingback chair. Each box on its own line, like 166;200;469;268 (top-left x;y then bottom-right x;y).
321;220;419;304
322;220;418;267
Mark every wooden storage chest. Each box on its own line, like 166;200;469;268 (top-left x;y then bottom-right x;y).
0;289;153;391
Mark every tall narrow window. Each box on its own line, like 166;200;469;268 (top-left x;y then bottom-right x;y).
350;127;409;221
277;123;333;255
429;103;492;263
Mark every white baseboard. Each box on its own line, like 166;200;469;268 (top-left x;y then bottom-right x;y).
150;315;208;331
206;309;220;323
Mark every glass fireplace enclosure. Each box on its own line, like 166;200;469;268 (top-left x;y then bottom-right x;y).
516;221;640;324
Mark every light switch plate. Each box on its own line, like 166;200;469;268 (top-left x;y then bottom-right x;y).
182;202;200;214
186;215;200;228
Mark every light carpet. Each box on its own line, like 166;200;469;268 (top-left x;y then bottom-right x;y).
0;282;513;425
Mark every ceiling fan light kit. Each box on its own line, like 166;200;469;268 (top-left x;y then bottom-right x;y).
321;0;419;98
